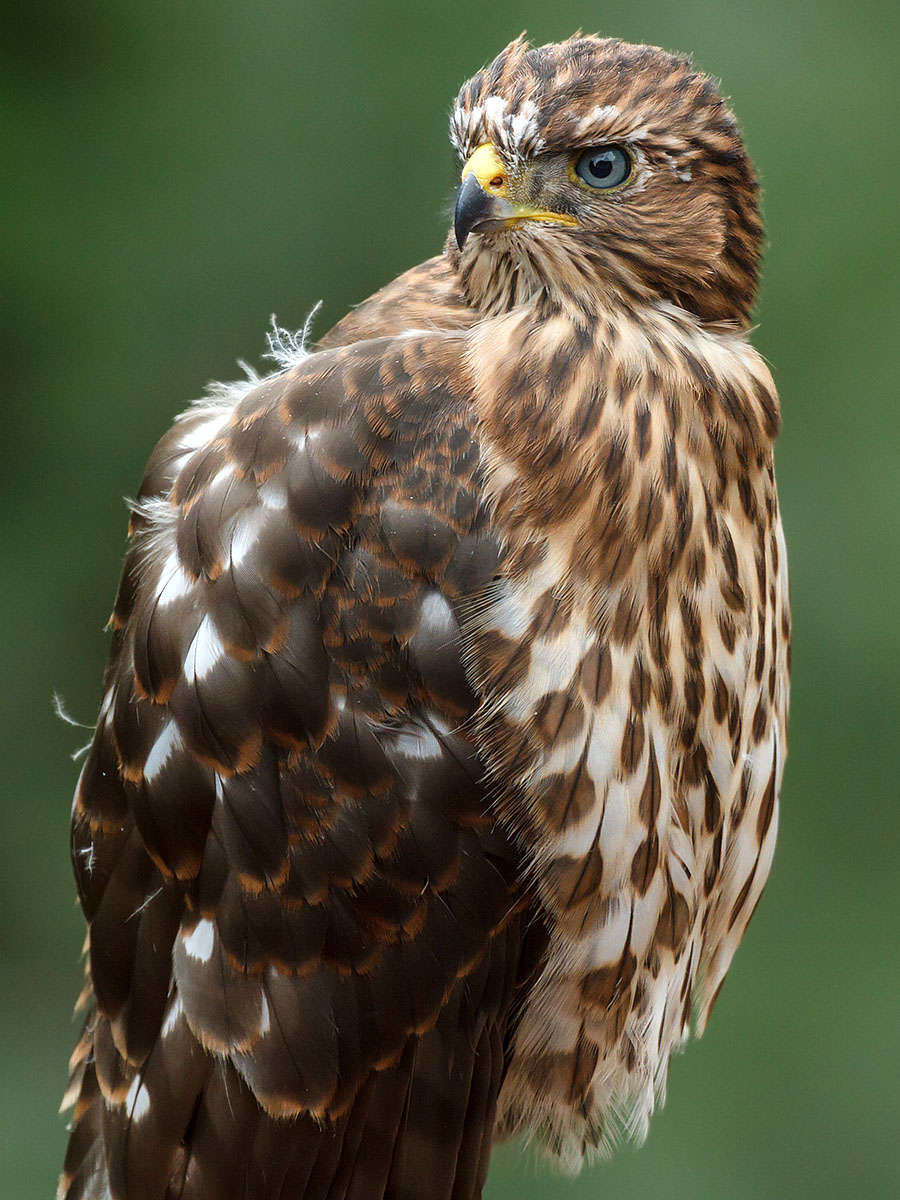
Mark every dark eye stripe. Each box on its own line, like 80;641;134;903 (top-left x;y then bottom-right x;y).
574;145;632;190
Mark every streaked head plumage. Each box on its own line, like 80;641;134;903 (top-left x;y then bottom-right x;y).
449;36;762;325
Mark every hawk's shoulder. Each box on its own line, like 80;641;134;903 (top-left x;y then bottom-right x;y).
317;255;477;352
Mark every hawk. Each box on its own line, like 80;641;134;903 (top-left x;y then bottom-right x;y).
60;35;789;1200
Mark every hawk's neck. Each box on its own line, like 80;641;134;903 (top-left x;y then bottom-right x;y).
465;297;779;599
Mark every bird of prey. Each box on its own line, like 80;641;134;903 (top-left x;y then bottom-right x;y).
60;34;789;1200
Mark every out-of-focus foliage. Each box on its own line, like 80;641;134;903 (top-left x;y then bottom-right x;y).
2;2;897;1197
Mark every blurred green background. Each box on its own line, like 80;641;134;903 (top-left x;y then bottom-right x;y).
2;1;898;1197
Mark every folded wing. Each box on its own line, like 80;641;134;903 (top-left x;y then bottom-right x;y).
61;332;537;1200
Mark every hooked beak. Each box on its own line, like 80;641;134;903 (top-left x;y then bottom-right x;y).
454;143;579;250
454;171;516;250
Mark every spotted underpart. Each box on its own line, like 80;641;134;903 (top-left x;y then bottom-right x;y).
60;32;789;1200
464;300;787;1162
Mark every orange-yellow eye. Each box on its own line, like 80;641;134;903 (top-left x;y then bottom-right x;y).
573;145;632;189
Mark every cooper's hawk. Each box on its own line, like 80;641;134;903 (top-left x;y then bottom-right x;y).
60;35;789;1200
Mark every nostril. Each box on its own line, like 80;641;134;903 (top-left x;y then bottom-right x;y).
489;175;505;190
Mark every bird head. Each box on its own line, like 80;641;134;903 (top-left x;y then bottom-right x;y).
449;36;763;326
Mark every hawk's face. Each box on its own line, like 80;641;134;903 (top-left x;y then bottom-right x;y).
450;36;762;325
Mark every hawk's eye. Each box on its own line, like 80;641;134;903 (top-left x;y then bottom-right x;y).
573;145;632;190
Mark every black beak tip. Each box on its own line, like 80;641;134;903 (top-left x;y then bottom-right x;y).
454;173;494;251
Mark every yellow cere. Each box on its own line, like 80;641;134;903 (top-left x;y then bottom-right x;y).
461;143;509;195
461;142;579;231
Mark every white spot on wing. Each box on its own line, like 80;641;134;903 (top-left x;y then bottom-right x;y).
183;918;215;962
179;412;229;456
185;616;224;682
156;553;194;607
420;591;455;632
125;1076;151;1121
229;512;261;568
258;476;288;510
161;993;184;1037
144;721;181;782
390;718;448;761
209;464;234;491
259;992;271;1036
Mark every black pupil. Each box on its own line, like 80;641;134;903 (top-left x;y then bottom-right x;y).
588;154;614;179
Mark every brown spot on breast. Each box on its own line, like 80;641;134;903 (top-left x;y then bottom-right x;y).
756;755;777;845
655;883;691;953
678;712;698;751
547;848;604;910
718;525;746;612
712;671;729;723
704;489;720;548
728;693;742;753
639;743;661;827
663;390;681;435
770;528;780;573
737;474;758;522
662;435;678;491
652;664;673;711
472;632;531;692
534;690;585;746
571;384;604;439
754;628;767;683
535;754;595;835
630;833;660;895
582;951;637;1009
680;595;702;649
683;671;705;720
704;827;724;896
704;773;722;832
635;483;663;539
687;543;707;588
529;591;574;639
620;712;645;775
578;642;612;704
751;698;768;744
613;589;640;645
727;862;759;931
629;656;650;711
568;1033;600;1105
634;402;652;459
681;741;707;788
